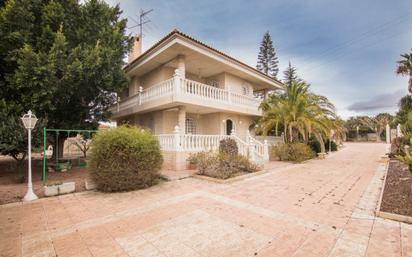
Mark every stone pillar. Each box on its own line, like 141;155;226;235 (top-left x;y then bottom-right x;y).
178;106;186;135
173;125;181;151
176;55;185;79
263;139;269;161
263;89;269;100
386;124;391;144
173;69;182;96
397;124;402;138
138;86;143;105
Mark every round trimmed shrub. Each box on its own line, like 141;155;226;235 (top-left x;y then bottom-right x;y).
89;126;163;192
219;138;238;156
271;143;315;163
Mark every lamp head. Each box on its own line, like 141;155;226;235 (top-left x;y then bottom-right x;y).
21;110;38;129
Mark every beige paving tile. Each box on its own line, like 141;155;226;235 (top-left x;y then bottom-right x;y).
2;143;402;257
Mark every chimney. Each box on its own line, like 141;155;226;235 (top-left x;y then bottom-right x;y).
128;36;142;63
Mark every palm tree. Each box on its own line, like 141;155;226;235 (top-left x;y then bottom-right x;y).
360;113;393;142
258;81;339;153
396;50;412;94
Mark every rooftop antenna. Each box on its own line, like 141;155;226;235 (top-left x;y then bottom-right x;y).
128;8;153;47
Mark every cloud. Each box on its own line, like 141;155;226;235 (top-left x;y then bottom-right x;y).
347;89;405;112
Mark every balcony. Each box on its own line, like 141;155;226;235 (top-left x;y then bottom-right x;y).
112;70;263;118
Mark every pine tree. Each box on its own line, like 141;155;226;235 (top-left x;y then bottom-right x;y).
256;31;279;79
283;61;299;86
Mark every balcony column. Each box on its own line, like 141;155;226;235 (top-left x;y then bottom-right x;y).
176;55;186;79
264;89;269;100
178;106;186;135
138;86;143;105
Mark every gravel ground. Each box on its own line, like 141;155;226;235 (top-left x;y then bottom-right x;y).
380;159;412;217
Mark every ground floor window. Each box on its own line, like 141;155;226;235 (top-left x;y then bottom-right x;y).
185;118;196;134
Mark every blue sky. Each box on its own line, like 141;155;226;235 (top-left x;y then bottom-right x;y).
107;0;412;118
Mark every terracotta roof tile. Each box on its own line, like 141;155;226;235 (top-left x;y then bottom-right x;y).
125;30;282;86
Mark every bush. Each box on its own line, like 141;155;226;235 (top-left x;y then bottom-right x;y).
396;150;412;172
89;126;163;192
219;138;238;156
308;138;337;153
389;137;405;158
188;151;258;179
271;143;315;163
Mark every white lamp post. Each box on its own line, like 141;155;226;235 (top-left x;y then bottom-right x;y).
21;110;38;201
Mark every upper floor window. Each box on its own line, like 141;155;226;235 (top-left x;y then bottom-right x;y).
185;118;196;134
206;79;219;88
242;86;249;95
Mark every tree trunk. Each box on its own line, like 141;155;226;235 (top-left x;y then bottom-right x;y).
314;133;325;153
289;124;293;143
376;129;383;142
408;76;412;94
12;153;26;183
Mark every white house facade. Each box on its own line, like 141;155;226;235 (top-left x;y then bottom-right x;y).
111;30;283;170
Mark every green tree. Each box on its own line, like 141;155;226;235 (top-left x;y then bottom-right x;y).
395;95;412;125
0;0;132;170
0;100;46;181
396;50;412;94
258;81;342;153
256;31;279;79
283;61;299;87
360;113;393;142
1;0;132;128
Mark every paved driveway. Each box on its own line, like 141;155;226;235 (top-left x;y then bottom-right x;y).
1;143;411;257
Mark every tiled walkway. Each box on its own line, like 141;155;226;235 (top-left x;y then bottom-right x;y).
1;143;411;257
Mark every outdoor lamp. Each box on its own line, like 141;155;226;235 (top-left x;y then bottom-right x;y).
21;110;38;201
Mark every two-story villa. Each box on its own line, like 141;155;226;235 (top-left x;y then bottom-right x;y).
112;30;283;170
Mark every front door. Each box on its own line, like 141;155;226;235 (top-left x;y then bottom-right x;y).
226;119;233;135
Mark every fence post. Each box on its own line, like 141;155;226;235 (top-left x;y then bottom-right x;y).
173;69;182;96
386;124;390;144
263;139;269;161
397;124;402;138
174;125;181;151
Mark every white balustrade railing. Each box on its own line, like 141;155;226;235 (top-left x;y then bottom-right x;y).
116;70;262;112
181;79;229;102
117;95;139;112
230;135;250;157
230;91;261;107
180;134;229;151
116;79;174;112
140;78;174;104
155;134;175;151
155;131;269;163
249;136;265;157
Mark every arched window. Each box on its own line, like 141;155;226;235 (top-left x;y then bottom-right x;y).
225;119;233;135
185;118;196;134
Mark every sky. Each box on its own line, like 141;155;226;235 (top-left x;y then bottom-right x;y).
107;0;412;119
